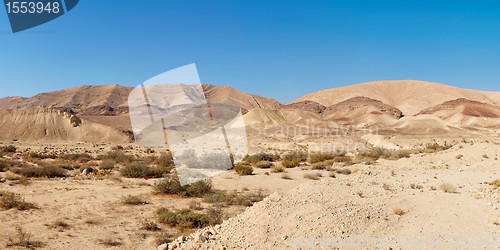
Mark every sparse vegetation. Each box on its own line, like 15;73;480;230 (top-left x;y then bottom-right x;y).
0;191;37;210
2;145;17;153
153;176;213;197
254;161;273;169
120;163;167;178
7;226;44;249
156;206;223;230
234;162;253;176
121;195;148;205
335;168;352;175
99;160;116;170
281;173;292;180
485;179;500;189
271;164;285;173
142;220;161;231
48;220;71;231
393;208;405;216
203;189;266;207
304;172;322;180
14;165;66;178
97;150;135;164
440;183;457;193
98;237;122;247
282;159;301;168
243;153;280;164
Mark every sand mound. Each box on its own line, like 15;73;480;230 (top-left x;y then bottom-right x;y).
294;80;500;116
0;109;130;143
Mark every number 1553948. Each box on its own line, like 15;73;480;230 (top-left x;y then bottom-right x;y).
5;1;61;14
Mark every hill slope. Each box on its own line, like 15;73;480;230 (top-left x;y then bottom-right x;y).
294;80;500;116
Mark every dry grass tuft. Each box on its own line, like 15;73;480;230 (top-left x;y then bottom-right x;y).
393;208;405;216
440;183;457;193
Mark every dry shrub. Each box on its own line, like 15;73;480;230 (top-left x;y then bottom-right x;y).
243;153;280;164
304;173;322;180
271;165;285;173
440;183;457;193
7;226;44;249
282;159;301;168
485;179;500;188
0;191;37;210
121;195;148;205
120;163;167;178
142;220;161;231
281;173;292;180
254;161;273;169
153;176;213;197
99;160;116;170
156;206;223;230
393;208;405;216
234;162;253;176
14;165;66;178
203;189;266;207
98;237;122;247
335;168;352;175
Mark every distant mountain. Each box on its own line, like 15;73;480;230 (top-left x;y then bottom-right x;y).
294;80;500;116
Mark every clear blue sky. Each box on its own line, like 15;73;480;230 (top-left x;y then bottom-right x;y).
1;0;500;103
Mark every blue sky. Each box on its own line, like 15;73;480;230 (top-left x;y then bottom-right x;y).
1;0;500;103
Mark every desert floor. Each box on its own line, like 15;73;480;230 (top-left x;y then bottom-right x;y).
0;137;499;250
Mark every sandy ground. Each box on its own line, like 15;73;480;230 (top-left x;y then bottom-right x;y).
0;138;499;249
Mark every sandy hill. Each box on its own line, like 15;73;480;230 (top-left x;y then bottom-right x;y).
415;98;500;129
322;97;403;126
0;109;130;143
280;100;326;114
0;85;132;116
203;85;281;114
294;80;500;116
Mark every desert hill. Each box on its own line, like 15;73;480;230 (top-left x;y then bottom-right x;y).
0;80;498;143
0;109;130;143
322;97;403;126
294;80;500;116
415;98;500;129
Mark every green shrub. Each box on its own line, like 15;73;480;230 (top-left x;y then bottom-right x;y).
309;152;336;164
0;158;26;172
234;162;253;176
15;165;66;178
203;189;266;207
153;176;213;197
157;208;208;230
120;163;166;178
282;151;307;162
156;206;224;230
97;150;135;164
60;153;94;162
2;145;17;153
243;153;280;164
254;161;273;169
